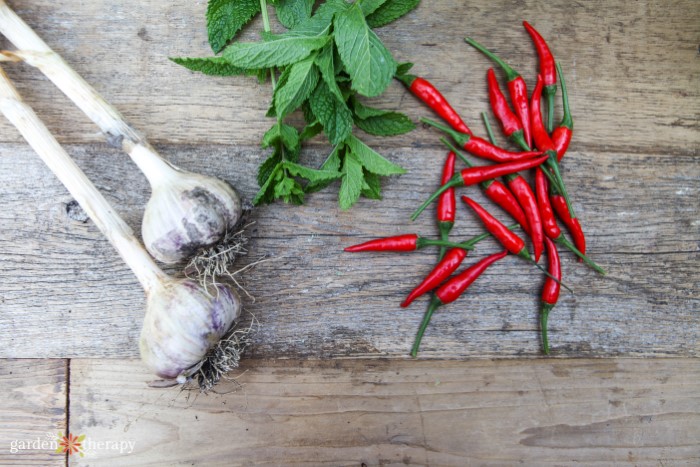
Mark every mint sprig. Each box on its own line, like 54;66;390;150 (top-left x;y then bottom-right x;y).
173;0;419;209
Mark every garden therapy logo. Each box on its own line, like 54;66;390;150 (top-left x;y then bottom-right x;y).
56;432;85;457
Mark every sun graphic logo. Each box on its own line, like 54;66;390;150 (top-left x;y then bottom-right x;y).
55;432;86;457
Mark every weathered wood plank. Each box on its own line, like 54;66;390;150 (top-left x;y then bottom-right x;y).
0;143;697;358
0;0;696;155
68;358;700;466
0;359;66;466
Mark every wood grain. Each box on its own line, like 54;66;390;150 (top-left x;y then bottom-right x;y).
0;1;697;154
0;359;66;466
67;358;700;466
0;142;697;359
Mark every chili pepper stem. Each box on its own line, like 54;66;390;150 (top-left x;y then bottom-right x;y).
411;177;462;221
544;85;557;133
546;151;577;219
541;303;554;355
464;37;520;82
519;249;573;293
556;235;606;275
437;222;453;261
481;112;497;145
511;130;531;152
419;238;474;251
421;117;470;147
556;62;573;129
411;295;442;357
440;137;473;167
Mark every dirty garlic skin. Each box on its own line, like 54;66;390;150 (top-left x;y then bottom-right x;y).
140;279;242;380
139;158;243;264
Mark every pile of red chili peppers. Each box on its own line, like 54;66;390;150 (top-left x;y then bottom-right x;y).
344;22;605;356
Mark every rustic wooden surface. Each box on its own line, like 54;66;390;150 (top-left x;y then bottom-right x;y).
0;0;697;359
0;0;698;465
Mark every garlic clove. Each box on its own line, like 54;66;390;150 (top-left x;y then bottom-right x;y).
139;279;242;380
142;171;242;264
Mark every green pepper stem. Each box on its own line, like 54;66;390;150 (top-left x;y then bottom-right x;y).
440;137;473;167
510;129;531;151
421;117;471;147
556;62;573;129
411;176;462;221
544;84;557;133
411;295;442;357
437;221;453;261
541;303;554;355
556;235;606;275
481;111;497;145
546;152;576;219
395;73;417;88
464;37;520;82
519;249;574;293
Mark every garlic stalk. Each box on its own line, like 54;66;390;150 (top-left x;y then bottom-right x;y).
0;0;243;264
0;65;242;383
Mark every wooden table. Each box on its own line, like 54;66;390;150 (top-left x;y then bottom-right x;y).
1;0;698;465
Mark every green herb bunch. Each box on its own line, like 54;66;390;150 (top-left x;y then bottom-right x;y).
172;0;420;209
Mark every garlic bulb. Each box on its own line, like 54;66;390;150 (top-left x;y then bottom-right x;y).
0;3;245;265
137;151;243;264
140;279;241;380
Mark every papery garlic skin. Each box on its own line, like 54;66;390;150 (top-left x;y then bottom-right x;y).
142;170;243;264
139;279;242;379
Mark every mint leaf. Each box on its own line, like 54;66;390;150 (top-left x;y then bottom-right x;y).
339;151;364;209
254;162;283;205
333;4;397;97
273;55;320;118
314;45;345;103
299;121;323;142
309;81;353;145
366;0;420;28
354;111;415;136
257;150;282;186
207;0;261;53
273;175;305;204
361;0;389;16
223;35;329;68
170;56;257;76
305;144;344;193
346;134;406;175
361;171;383;199
283;161;341;183
275;0;314;28
262;123;300;160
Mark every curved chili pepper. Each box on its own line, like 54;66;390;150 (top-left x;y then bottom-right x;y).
531;75;577;222
344;234;474;253
401;247;468;308
465;37;532;148
437;151;457;260
523;21;557;133
540;237;561;354
462;197;528;258
411;154;548;221
535;169;606;274
422;118;541;164
505;174;544;261
551;191;587;263
441;137;530;233
396;74;472;135
487;68;530;151
411;250;508;357
552;61;573;161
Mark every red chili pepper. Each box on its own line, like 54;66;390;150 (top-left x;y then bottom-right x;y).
540;237;561;354
552;61;573;161
411;250;508;357
397;74;472;135
504;174;544;262
531;75;577;223
461;196;529;259
441;136;529;233
536;170;606;274
465;37;532;148
551;192;587;262
437;151;456;260
487;68;530;151
401;247;468;308
423;118;541;164
523;21;557;134
344;234;472;253
411;154;548;221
